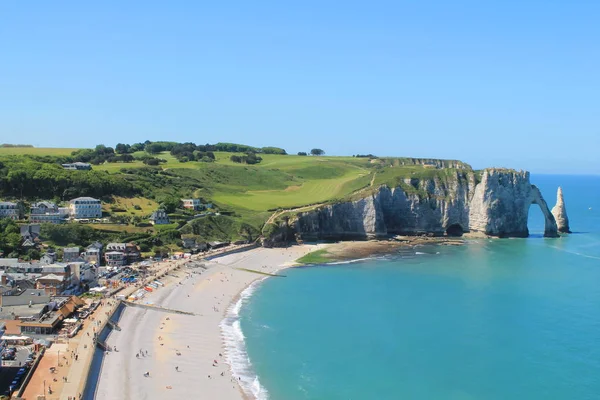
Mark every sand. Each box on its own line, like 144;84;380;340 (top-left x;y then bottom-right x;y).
94;244;327;400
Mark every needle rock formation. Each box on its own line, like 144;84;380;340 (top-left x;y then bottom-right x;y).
551;187;571;233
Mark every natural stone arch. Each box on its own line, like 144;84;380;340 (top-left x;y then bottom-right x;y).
529;185;559;237
445;223;464;237
468;169;559;238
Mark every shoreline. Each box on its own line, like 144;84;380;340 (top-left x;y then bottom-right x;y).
90;238;462;399
92;244;329;400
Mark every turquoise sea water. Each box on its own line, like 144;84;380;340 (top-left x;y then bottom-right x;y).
240;175;600;400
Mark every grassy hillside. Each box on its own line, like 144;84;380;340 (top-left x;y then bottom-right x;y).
0;145;474;252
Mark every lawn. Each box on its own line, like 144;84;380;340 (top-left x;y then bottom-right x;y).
103;196;159;216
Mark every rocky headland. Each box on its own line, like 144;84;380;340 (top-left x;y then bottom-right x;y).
264;166;569;247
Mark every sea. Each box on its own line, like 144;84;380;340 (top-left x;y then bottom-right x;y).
231;175;600;400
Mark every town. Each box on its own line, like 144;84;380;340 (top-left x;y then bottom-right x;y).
0;196;235;399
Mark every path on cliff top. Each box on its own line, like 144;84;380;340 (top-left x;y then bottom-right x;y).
263;172;379;228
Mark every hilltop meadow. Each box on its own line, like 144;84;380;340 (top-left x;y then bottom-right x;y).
0;142;471;258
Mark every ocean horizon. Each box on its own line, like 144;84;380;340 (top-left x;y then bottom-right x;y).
234;174;600;399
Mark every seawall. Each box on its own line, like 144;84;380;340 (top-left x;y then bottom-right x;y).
81;302;125;399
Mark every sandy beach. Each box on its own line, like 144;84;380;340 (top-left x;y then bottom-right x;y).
93;244;327;400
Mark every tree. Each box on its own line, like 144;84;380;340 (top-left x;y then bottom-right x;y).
297;152;307;156
130;142;145;152
145;143;163;154
310;148;325;156
158;196;180;213
115;143;131;154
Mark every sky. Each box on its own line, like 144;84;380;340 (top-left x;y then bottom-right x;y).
1;1;599;174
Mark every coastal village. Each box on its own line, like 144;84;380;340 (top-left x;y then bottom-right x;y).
0;194;241;399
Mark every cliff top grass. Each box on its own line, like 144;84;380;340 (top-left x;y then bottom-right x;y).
0;145;475;245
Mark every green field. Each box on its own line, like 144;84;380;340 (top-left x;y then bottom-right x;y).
0;146;472;246
0;147;79;156
94;152;375;212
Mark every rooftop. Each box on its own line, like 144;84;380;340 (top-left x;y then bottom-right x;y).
70;197;100;202
36;273;64;281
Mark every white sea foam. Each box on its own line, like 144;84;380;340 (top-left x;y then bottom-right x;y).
220;279;270;400
415;251;427;255
325;257;376;265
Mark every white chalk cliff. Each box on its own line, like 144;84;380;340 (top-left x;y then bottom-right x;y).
551;187;571;233
263;167;562;246
468;169;558;237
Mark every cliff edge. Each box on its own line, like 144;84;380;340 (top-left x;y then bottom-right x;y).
469;169;558;238
263;167;562;246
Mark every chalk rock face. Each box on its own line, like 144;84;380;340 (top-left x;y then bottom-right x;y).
294;196;387;241
551;187;571;233
292;170;475;241
468;169;559;237
263;167;562;246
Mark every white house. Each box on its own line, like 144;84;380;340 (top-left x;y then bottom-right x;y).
0;201;19;220
62;162;91;170
69;197;102;219
181;199;202;210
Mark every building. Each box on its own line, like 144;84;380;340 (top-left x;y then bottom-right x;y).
105;251;127;267
61;162;92;170
20;224;41;242
29;201;69;224
17;296;85;335
105;243;140;266
68;262;97;286
82;242;103;265
208;241;229;250
149;209;170;225
35;274;69;295
69;197;102;219
63;247;81;262
181;198;202;210
0;201;20;220
40;251;58;265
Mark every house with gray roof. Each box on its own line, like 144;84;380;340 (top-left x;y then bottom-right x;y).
0;201;20;220
62;247;81;262
29;201;68;224
149;209;170;225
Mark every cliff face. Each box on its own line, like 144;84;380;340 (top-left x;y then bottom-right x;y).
263;168;561;246
283;171;476;243
469;169;558;238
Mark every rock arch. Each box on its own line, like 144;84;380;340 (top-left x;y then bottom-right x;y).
530;185;559;237
468;169;559;238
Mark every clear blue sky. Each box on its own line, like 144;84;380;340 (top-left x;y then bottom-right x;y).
1;1;598;174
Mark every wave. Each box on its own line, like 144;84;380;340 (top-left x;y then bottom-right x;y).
220;279;269;400
325;257;377;265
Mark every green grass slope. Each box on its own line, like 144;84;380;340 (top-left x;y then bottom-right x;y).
1;146;474;245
